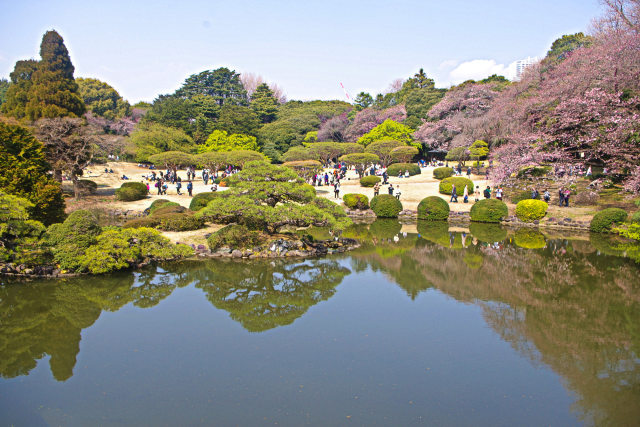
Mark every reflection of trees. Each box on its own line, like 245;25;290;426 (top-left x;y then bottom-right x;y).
180;259;350;332
352;221;640;425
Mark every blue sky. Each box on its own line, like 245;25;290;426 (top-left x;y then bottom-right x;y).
0;0;603;103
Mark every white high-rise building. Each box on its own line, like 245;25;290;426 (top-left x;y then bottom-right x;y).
515;56;538;80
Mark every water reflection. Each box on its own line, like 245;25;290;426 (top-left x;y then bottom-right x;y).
1;221;639;424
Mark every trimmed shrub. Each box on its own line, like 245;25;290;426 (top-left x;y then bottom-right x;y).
360;175;381;187
515;199;548;222
433;167;453;180
417;196;449;221
470;199;508;223
115;182;148;201
370;194;403;218
189;192;218;211
44;210;102;271
343;193;369;210
152;204;186;216
510;191;535;204
514;228;547;249
439;177;474;196
590;208;628;233
77;179;98;195
123;216;160;229
148;199;173;214
386;163;421;177
154;212;204;231
631;211;640;224
469;223;507;243
207;224;263;250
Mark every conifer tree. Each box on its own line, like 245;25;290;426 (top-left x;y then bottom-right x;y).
250;83;279;123
1;60;38;119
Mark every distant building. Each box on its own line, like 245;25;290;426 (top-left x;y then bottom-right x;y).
515;57;538;80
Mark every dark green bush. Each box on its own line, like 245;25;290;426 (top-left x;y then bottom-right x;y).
386;163;421;177
515;199;548;222
510;190;536;204
115;182;148;201
148;199;174;214
28;182;66;226
417;196;450;221
370;194;403;218
360;175;381;187
77;179;98;195
439;177;474;196
470;199;508;223
152;204;187;216
154;212;204;231
44;210;102;271
590;208;628;233
432;167;453;180
343;193;369;210
189;192;218;211
123;216;160;229
469;223;507;243
631;211;640;224
207;224;263;250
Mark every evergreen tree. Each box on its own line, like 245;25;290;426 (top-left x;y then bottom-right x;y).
250;83;279;123
1;60;39;119
175;68;248;106
76;77;130;120
0;78;10;108
24;30;86;120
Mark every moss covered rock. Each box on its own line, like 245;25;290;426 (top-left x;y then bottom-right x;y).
439;177;473;196
590;208;628;233
417;196;449;221
470;199;508;223
370;194;403;218
515;199;548;222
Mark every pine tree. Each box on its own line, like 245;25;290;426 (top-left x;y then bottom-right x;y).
1;60;38;119
24;30;85;120
250;83;279;123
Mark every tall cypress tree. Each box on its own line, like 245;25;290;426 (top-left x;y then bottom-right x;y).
24;30;85;120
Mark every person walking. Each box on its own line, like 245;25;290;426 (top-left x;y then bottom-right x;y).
176;180;182;195
333;182;340;199
395;185;401;200
187;180;193;197
450;184;458;203
463;184;469;203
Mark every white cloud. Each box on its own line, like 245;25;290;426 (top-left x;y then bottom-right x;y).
440;59;519;86
438;59;459;70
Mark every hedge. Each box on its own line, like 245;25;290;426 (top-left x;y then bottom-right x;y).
386;163;421;177
432;167;453;180
360;175;381;187
470;199;508;223
590;208;628;233
514;228;547;249
417;196;449;221
343;193;369;210
115;182;148;201
189;192;218;211
207;224;263;250
370;194;403;218
515;199;548;222
469;223;507;243
439;177;474;196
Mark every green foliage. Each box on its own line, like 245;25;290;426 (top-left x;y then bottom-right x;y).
282;160;323;180
439;177;473;196
142;95;199;136
189;192;218;211
0;122;66;224
153;212;205;231
343;193;369;210
1;60;38;119
0;78;10;107
250;83;278;123
613;223;640;241
417;196;449;221
115;182;148;202
44;210;102;271
590;208;628;233
360;175;381;187
515;199;548;222
516;165;551;178
514;228;547;249
150;203;184;216
282;146;313;162
148;151;195;170
79;227;193;274
631;211;640;224
370;194;403;218
76;77;130;120
148;199;174;214
175;68;247;106
469;223;508;243
76;179;97;195
198;129;258;153
207;224;263;250
469;140;489;160
358;119;414;146
470;199;509;223
214;105;260;136
390;145;419;164
543;32;593;69
129;122;195;162
510;190;536;204
369;218;402;239
433;167;453;180
364;139;404;165
445;146;469;162
339;152;380;177
308;142;345;164
386;163;421;177
0;192;48;265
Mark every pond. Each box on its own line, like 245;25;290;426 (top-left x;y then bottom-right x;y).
1;221;639;426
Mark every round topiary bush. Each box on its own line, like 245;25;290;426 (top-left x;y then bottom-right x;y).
149;200;181;215
514;228;547;249
343;193;369;210
469;223;508;243
189;192;218;211
360;175;381;187
439;177;474;196
115;182;148;201
470;199;508;223
590;208;628;233
386;163;421;177
207;224;263;250
370;194;403;218
148;199;173;214
417;196;450;221
432;167;453;180
515;199;548;222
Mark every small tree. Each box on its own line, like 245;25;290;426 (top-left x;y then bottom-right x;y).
390;146;419;164
149;151;195;174
196;151;228;174
445;146;469;164
283;160;323;181
469;140;489;170
225;150;267;168
339;152;380;177
357;119;414;146
198;129;258;153
308;142;343;165
282;146;314;162
339;143;364;155
364;139;404;167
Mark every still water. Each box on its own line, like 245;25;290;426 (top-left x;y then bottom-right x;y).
1;221;639;426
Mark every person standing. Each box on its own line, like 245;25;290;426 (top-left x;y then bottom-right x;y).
543;189;551;203
374;182;380;196
564;188;571;207
558;188;565;207
463;184;469;203
176;180;182;195
388;183;394;196
474;185;480;202
395;185;401;200
333;182;340;199
450;184;458;203
187;180;193;197
495;186;503;201
484;186;491;199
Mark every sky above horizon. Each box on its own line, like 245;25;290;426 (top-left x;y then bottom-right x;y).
1;0;603;104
